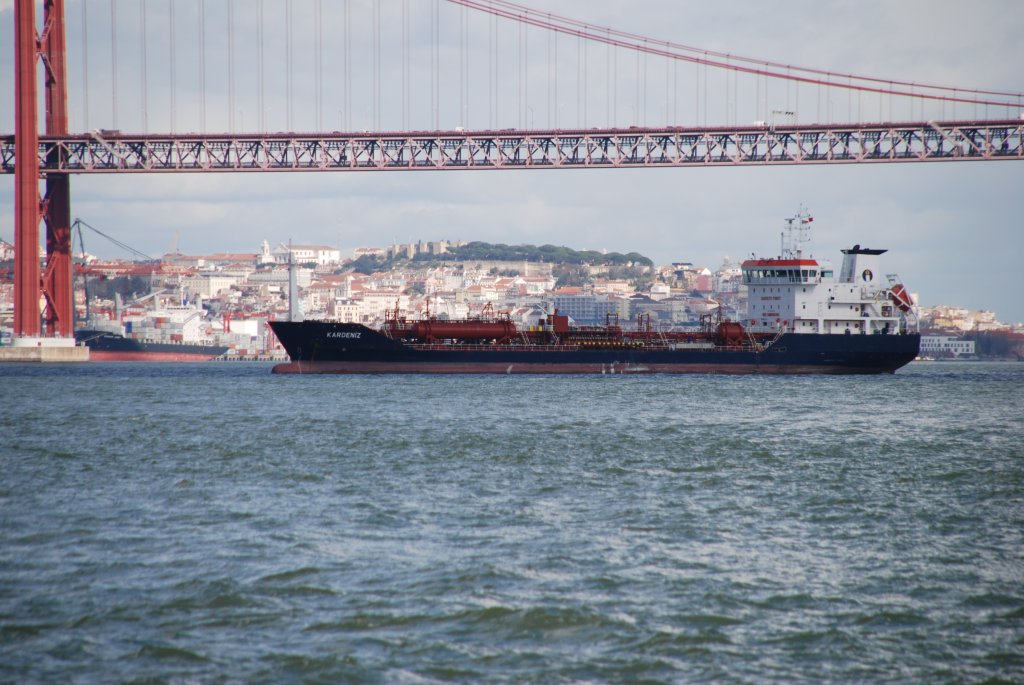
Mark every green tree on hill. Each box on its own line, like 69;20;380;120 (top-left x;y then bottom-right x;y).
411;241;652;266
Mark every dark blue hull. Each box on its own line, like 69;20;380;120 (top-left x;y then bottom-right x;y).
269;321;920;374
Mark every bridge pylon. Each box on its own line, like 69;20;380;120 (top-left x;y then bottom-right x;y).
13;0;73;339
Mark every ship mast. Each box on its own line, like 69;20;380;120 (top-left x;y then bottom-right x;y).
781;206;814;260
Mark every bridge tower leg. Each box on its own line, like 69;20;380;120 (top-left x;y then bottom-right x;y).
13;0;41;336
42;0;74;337
13;0;73;339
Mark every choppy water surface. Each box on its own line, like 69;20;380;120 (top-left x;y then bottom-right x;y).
2;362;1022;684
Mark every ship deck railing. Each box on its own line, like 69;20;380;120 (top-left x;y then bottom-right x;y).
406;343;584;352
403;342;760;353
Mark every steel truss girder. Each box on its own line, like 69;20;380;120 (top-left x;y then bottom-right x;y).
3;120;1021;174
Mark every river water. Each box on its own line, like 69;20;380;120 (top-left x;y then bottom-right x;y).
2;362;1022;684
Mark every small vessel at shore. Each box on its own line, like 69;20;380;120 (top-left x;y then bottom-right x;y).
76;299;228;362
75;329;229;361
270;211;921;375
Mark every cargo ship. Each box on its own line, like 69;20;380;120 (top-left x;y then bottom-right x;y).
75;300;229;361
270;211;921;375
75;329;229;361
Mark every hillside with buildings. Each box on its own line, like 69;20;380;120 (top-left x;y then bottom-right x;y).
1;237;1020;359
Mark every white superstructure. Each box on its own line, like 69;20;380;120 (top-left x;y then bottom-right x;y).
741;209;917;336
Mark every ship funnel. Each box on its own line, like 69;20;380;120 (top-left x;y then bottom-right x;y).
839;245;887;285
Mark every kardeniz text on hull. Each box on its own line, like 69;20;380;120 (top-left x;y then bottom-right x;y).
270;211;921;374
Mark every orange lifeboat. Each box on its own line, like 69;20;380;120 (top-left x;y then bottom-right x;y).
890;283;913;312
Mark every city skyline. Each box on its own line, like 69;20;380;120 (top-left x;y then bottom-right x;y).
25;226;1020;330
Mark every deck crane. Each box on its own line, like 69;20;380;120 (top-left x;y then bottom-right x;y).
71;218;160;324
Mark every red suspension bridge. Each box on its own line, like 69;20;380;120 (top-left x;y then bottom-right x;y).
4;0;1024;340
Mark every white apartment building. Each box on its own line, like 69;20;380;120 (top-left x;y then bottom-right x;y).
181;274;239;298
272;244;342;266
920;336;976;358
357;291;409;320
329;299;362;323
248;267;313;288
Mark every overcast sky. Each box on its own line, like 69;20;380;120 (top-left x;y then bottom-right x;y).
2;0;1023;322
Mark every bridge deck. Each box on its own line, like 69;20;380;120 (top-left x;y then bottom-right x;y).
3;120;1021;174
